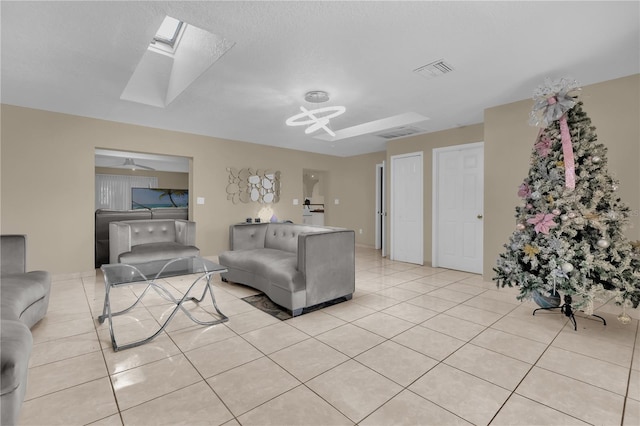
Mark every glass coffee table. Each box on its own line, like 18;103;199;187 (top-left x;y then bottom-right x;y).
98;256;228;351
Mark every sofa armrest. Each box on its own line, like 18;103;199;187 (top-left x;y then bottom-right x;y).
298;230;355;306
0;235;27;275
1;319;33;396
175;220;197;246
1;319;33;426
109;222;132;264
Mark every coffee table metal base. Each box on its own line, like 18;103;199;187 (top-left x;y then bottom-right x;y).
98;258;228;351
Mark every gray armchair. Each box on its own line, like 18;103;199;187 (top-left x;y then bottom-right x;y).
109;219;199;264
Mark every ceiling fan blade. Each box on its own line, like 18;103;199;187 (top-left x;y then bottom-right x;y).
122;158;155;171
132;163;156;171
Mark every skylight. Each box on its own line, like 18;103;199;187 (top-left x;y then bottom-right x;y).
121;17;235;108
152;16;183;47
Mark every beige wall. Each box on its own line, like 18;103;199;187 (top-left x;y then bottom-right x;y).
329;152;386;240
1;106;383;276
2;75;637;279
485;74;639;280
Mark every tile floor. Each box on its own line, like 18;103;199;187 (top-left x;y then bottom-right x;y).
20;247;640;425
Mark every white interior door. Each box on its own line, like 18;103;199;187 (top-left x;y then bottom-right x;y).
433;142;484;274
390;152;423;265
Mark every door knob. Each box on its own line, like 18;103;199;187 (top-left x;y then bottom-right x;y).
477;214;483;219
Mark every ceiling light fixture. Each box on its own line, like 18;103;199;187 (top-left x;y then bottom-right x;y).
286;91;345;137
304;90;330;103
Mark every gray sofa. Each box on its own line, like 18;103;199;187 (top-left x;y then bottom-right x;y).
109;219;199;264
218;223;355;316
95;208;188;267
1;235;51;425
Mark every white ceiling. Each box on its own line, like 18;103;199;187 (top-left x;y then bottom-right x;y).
2;1;638;158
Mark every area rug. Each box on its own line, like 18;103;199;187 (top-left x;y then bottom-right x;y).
241;293;350;321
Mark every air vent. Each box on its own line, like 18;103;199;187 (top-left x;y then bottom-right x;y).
375;126;425;140
414;59;454;79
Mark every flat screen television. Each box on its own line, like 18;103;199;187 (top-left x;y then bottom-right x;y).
131;188;188;210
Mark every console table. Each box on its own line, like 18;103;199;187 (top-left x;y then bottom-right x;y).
98;256;228;351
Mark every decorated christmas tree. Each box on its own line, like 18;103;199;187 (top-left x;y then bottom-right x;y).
494;77;640;323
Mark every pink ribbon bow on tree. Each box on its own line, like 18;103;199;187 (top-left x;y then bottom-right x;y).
529;77;580;190
549;97;576;189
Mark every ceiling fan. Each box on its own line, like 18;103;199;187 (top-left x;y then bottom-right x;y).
121;158;155;171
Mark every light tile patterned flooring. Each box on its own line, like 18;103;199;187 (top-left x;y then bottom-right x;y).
20;247;640;425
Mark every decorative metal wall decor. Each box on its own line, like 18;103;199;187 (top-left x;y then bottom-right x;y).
226;167;281;204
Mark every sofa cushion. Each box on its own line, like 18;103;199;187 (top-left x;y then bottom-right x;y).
0;271;51;324
264;223;326;253
118;242;199;264
219;248;304;292
229;223;269;250
128;220;178;245
267;255;305;293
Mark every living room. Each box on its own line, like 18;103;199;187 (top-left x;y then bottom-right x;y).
1;1;639;425
1;2;638;280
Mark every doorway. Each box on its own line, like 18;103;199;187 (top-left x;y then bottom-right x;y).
390;152;423;265
375;161;386;256
302;169;326;226
94;149;191;267
432;142;484;274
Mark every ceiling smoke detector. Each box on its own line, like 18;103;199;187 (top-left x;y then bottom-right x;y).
304;90;330;103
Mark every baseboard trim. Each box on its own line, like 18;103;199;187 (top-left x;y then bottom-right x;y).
52;270;95;282
355;243;377;249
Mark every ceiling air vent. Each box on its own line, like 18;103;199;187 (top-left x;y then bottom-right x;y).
414;59;454;79
376;126;425;140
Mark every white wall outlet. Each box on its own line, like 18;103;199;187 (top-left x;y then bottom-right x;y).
293;199;299;205
334;199;340;205
359;229;363;234
197;197;205;205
